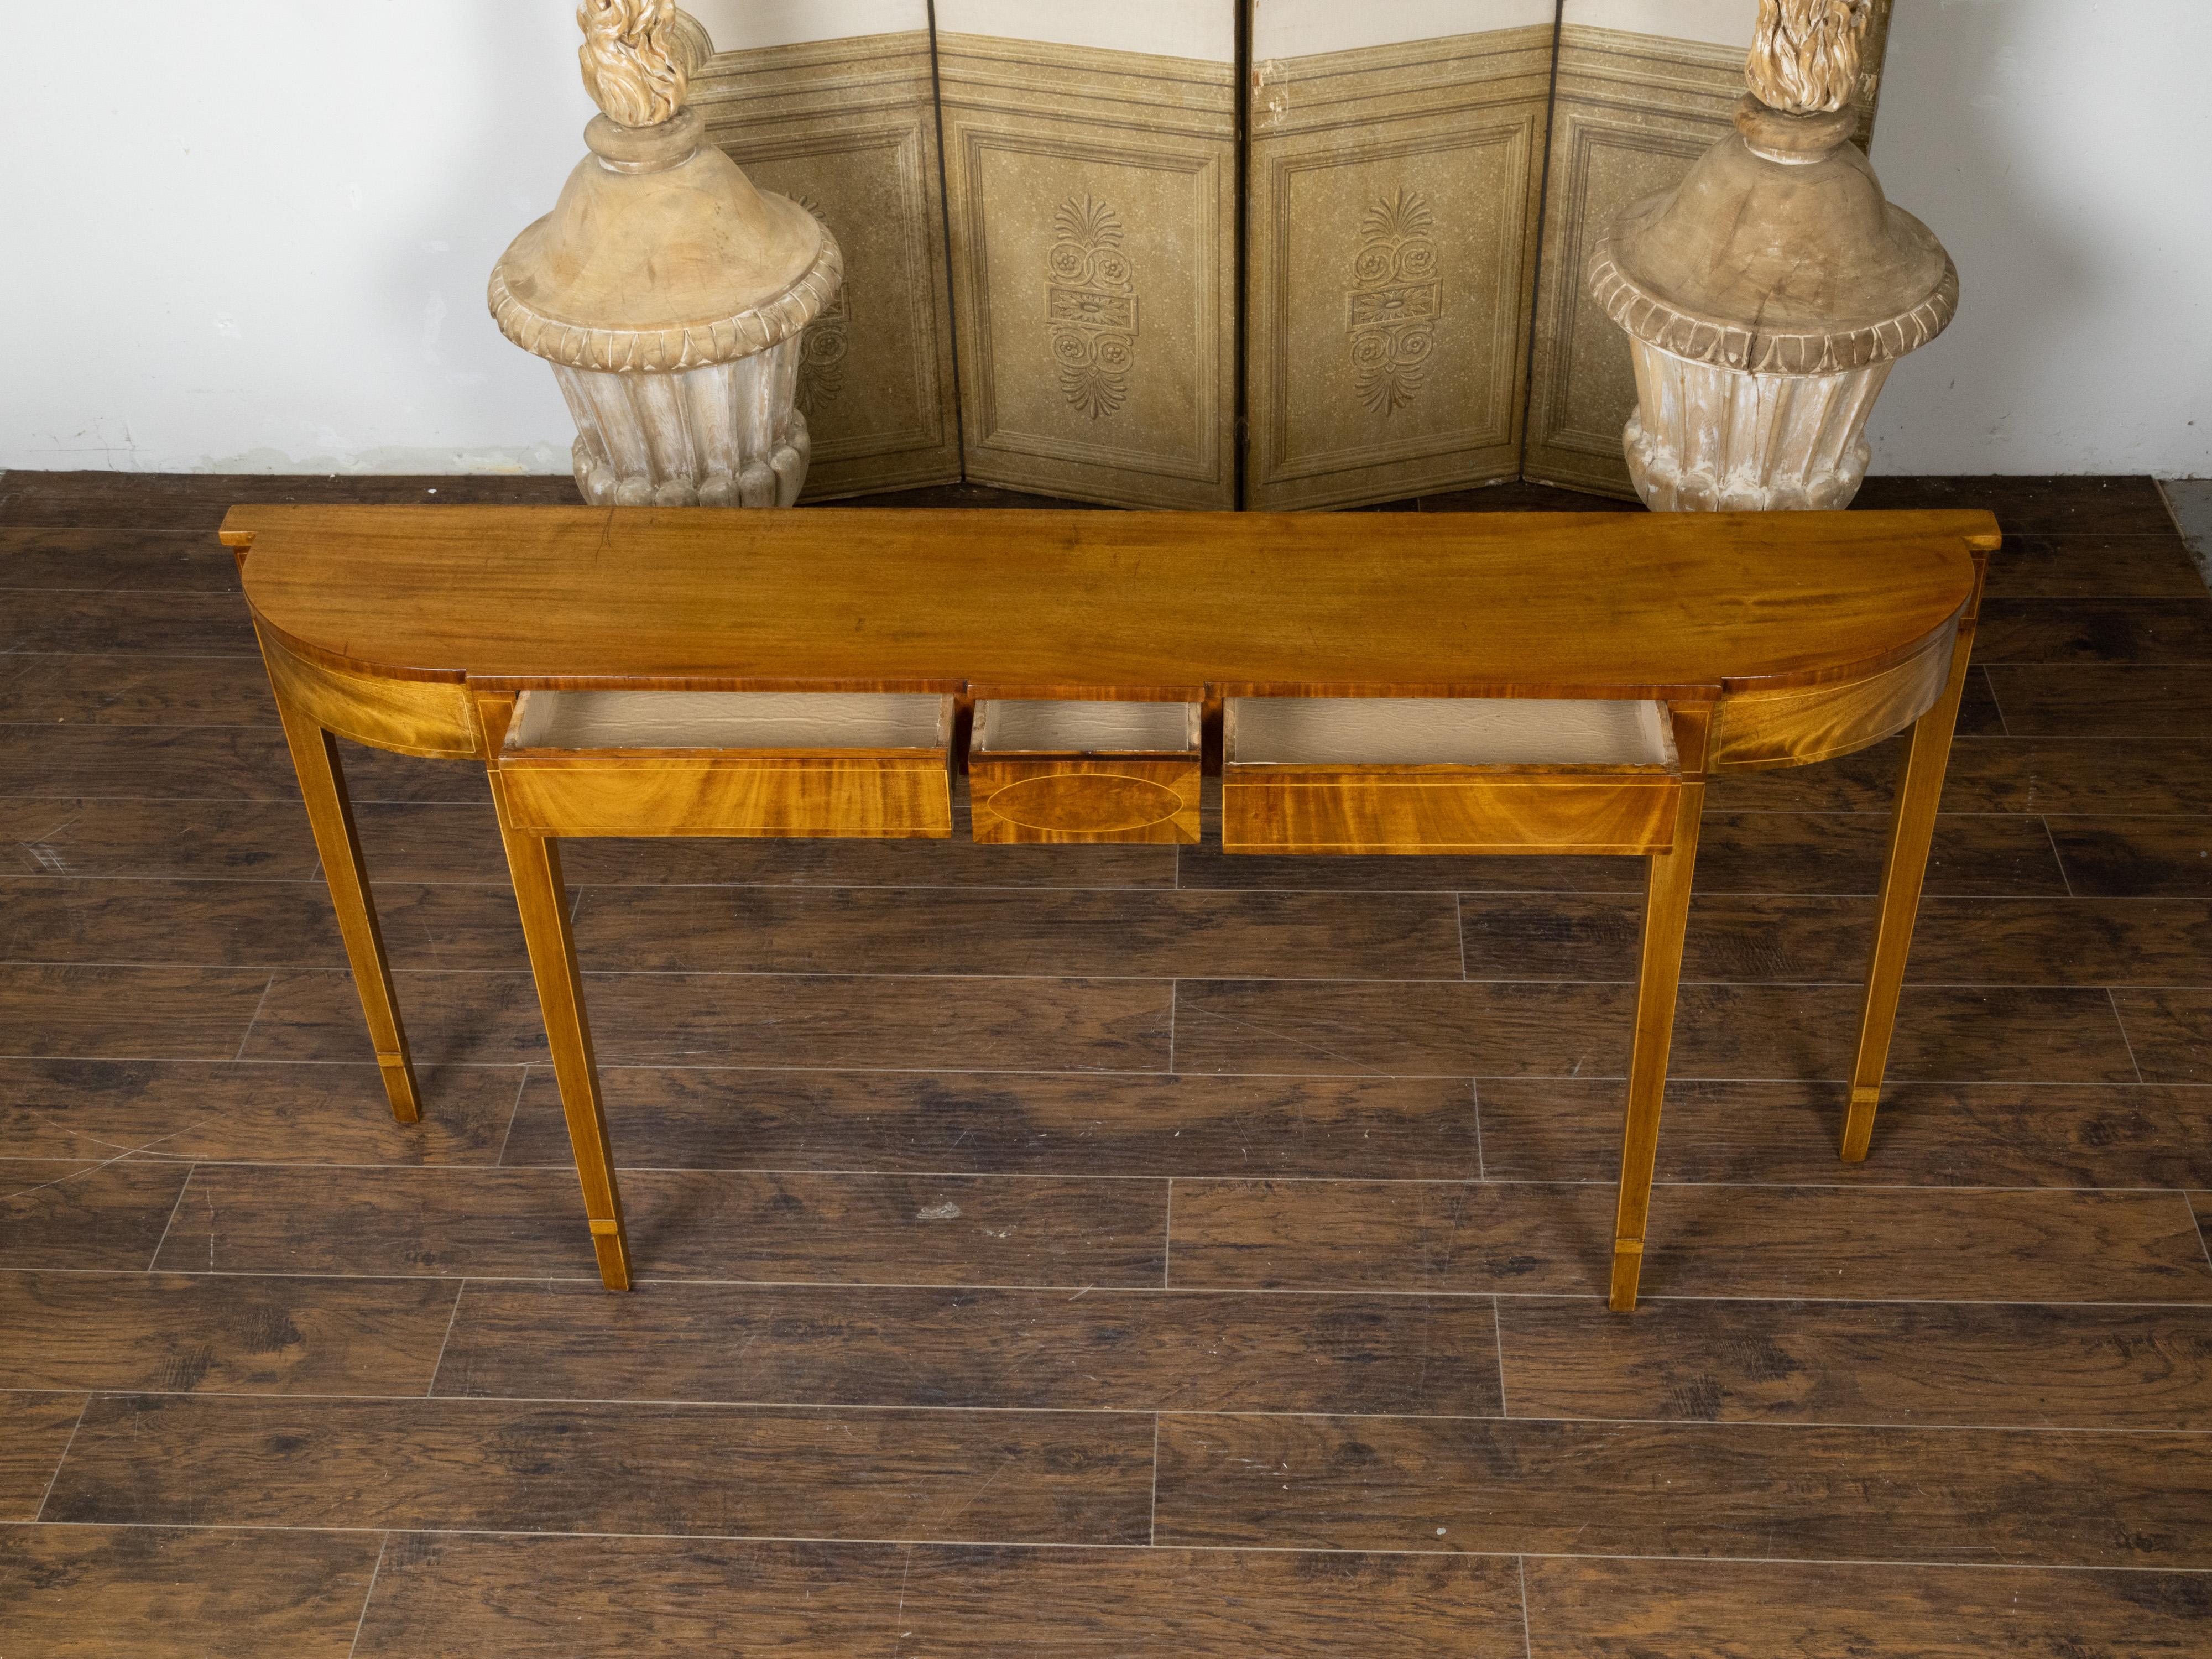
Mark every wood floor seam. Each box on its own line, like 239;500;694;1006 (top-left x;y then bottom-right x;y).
10;1271;2204;1309
0;721;281;732
2108;986;2150;1083
14;1514;2212;1570
32;956;2212;993
35;1524;2212;1571
1491;1294;1511;1417
1161;1178;1172;1288
142;1161;197;1270
29;1395;89;1523
1148;1415;1161;1546
489;1070;529;1167
1978;666;2011;737
60;1157;2210;1194
286;965;2212;985
2041;814;2079;898
116;1389;2188;1437
344;1531;389;1659
1468;1078;1488;1179
6;1275;2212;1309
11;1054;2187;1084
424;1282;466;1400
229;973;276;1062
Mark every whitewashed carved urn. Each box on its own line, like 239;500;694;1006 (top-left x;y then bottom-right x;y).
491;2;843;506
1588;0;1956;511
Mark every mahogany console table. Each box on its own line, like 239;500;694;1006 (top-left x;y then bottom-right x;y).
223;505;1996;1310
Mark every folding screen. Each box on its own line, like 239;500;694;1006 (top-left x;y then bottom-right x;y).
1243;2;1554;510
1522;0;1892;496
682;1;962;498
933;1;1240;509
669;1;1892;507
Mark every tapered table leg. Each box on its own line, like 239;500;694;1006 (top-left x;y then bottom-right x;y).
1609;780;1707;1312
495;822;633;1290
273;700;421;1123
1841;622;1978;1162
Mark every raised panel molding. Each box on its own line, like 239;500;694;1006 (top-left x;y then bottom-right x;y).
1245;27;1553;510
690;33;962;499
937;35;1238;509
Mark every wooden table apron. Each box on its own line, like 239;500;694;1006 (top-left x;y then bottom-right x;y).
223;505;1997;1308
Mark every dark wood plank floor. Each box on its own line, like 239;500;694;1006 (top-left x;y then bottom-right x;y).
2;471;2208;1656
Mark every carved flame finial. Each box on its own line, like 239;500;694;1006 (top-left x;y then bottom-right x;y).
1746;0;1873;115
577;0;687;128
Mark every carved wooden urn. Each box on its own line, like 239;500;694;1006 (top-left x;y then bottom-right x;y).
1587;0;1956;511
491;2;843;506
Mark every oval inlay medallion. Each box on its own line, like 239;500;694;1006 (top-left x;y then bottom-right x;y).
990;771;1181;834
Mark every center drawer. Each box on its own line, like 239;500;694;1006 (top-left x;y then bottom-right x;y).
969;697;1201;844
494;690;954;839
1222;696;1682;855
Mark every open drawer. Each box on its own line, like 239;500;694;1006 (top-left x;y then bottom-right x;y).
1222;697;1682;855
969;698;1201;844
494;690;954;838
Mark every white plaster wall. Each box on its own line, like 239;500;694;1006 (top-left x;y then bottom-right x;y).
0;2;598;475
1;0;2208;477
1862;0;2212;477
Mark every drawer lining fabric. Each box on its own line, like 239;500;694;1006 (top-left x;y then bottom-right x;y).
975;698;1198;755
509;690;949;751
1228;697;1674;768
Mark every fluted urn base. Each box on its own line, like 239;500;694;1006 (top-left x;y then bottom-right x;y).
553;340;812;508
1623;339;1895;513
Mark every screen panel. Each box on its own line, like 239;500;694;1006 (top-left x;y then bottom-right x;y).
1244;2;1555;510
935;1;1240;508
683;1;962;498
